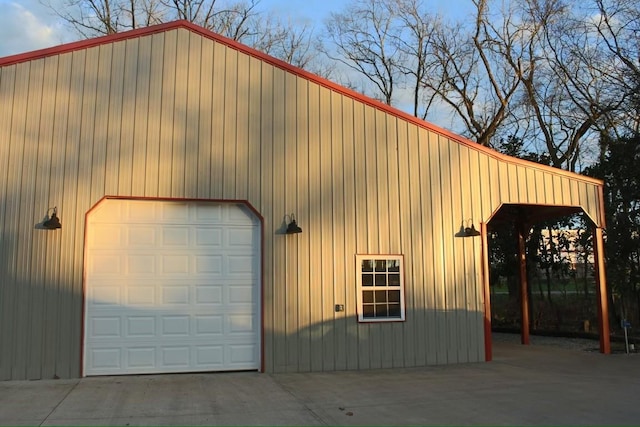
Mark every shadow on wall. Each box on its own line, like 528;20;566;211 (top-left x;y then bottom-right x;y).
267;307;486;373
0;228;82;381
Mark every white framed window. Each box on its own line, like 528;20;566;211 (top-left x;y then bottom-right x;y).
356;255;405;322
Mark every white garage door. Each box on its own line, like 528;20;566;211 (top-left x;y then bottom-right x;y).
83;199;260;376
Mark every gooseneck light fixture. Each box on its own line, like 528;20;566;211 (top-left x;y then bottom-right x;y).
43;207;62;230
455;219;480;238
286;213;302;234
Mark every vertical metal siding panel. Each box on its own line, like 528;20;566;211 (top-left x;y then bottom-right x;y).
209;42;225;199
0;65;15;379
131;36;151;197
570;180;581;207
465;149;482;362
428;132;447;364
577;182;590;216
364;106;381;369
234;51;250;200
386;117;400;253
295;77;311;372
196;38;213;199
541;171;553;205
392;120;412;367
516;166;528;202
527;168;538;203
47;54;71;379
319;86;335;371
376;111;389;254
331;91;347;371
271;67;286;371
259;63;274;372
222;48;238;199
73;47;100;378
105;42;126;195
376;110;392;369
551;175;567;205
157;32;176;196
586;184;599;225
467;149;484;362
397;122;417;367
353;103;369;370
487;157;501;216
507;164;519;201
498;161;511;204
385;117;404;368
32;56;59;379
364;107;379;253
477;153;491;217
455;145;471;363
307;82;323;372
118;39;138;195
57;50;86;378
284;72;298;371
247;57;262;208
184;33;201;198
144;34;164;198
307;83;322;371
19;60;45;380
586;183;599;223
89;45;112;202
7;62;32;380
409;126;428;366
341;97;359;370
170;30;189;198
561;176;572;207
444;139;460;364
417;128;435;365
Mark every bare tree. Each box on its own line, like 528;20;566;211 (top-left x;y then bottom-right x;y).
390;0;440;119
510;0;630;170
246;15;317;69
418;0;526;147
42;0;166;36
591;0;640;134
41;0;323;70
323;0;403;105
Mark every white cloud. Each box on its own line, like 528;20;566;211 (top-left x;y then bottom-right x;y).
0;1;71;57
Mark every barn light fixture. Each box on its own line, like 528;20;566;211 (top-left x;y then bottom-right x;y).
286;213;302;234
43;207;62;230
455;219;480;238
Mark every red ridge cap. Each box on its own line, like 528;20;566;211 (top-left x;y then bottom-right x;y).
0;20;603;187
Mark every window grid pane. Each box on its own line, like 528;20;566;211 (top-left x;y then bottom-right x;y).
357;255;404;322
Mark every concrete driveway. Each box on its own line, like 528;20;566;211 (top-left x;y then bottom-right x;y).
2;336;639;426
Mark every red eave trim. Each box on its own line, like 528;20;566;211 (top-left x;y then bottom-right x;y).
0;20;604;188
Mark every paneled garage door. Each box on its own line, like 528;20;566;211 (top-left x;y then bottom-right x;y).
83;199;261;376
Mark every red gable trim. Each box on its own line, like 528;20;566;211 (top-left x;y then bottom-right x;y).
0;20;603;187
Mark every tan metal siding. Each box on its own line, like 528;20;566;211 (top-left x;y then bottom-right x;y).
341;97;359;371
295;77;311;372
0;65;13;380
0;26;606;379
9;60;32;380
307;81;323;372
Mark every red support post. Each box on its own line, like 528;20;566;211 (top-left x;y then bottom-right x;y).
518;225;530;345
481;222;492;361
593;226;611;354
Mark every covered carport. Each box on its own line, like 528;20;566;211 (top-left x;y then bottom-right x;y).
480;202;610;361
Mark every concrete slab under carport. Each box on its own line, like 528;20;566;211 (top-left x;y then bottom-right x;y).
1;336;638;426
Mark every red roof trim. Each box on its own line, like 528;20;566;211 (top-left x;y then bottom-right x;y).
0;20;603;186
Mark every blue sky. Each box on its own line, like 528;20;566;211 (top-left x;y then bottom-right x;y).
0;0;471;57
0;0;346;57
